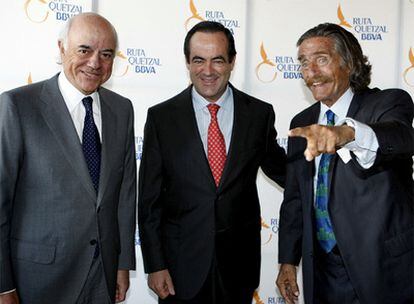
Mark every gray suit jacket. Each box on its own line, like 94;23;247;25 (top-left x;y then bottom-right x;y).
0;74;137;303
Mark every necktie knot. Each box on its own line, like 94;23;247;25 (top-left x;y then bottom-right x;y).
207;103;220;118
326;109;335;126
82;96;93;113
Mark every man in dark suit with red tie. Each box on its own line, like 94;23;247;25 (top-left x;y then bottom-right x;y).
138;21;286;304
276;23;414;304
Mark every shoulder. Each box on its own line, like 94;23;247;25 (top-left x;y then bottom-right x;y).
1;78;48;102
358;87;412;104
290;102;319;129
231;85;274;111
148;86;192;114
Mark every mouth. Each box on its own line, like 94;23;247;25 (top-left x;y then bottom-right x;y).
82;70;100;79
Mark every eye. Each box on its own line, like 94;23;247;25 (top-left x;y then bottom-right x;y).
300;60;308;69
316;56;329;65
101;52;113;60
78;49;88;55
192;59;203;64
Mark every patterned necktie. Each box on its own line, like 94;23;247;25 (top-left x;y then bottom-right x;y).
207;104;226;187
315;109;336;252
82;97;101;193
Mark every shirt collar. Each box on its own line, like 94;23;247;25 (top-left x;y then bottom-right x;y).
191;85;232;112
58;72;100;112
319;87;353;123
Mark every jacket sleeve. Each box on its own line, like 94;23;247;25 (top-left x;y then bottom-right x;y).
368;90;414;161
0;92;23;292
138;109;166;273
117;100;137;270
260;105;287;188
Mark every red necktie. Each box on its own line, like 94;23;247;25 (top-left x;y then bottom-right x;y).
207;104;226;186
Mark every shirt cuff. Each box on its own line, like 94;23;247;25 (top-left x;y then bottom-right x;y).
337;118;379;168
0;289;16;295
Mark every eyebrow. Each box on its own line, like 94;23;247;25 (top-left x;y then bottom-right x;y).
78;45;114;54
298;51;329;61
191;55;227;62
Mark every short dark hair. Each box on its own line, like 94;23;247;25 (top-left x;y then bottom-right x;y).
297;23;371;92
184;21;237;63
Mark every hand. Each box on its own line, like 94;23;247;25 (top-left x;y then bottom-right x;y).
0;291;19;304
276;264;299;304
289;124;355;161
148;269;175;299
115;270;130;303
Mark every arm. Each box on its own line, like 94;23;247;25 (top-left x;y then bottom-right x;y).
117;101;137;271
260;105;287;188
289;90;414;163
276;134;304;303
138;110;176;298
0;93;23;293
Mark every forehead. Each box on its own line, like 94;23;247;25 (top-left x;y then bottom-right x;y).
67;17;116;49
298;36;336;59
189;31;229;57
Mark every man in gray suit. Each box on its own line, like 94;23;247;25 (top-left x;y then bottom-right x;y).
0;13;136;304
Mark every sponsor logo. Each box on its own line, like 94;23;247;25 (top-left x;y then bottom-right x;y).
336;3;388;41
403;47;414;87
25;0;83;23
135;136;143;160
277;138;288;152
113;51;129;77
184;0;241;34
135;224;141;246
28;72;33;84
256;43;277;83
184;0;204;31
266;297;286;304
126;48;162;75
261;218;280;245
255;43;302;83
253;291;265;304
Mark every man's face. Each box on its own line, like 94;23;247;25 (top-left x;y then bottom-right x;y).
59;16;116;95
186;31;235;102
298;36;350;107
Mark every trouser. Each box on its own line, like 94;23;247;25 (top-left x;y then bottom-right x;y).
76;248;111;304
159;258;254;304
314;244;360;304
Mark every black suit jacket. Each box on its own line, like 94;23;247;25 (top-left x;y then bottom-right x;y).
138;85;286;299
279;88;414;304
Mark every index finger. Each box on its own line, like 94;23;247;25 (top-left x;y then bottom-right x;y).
288;126;309;138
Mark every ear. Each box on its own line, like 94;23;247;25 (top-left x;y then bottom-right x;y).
230;55;236;70
58;40;65;56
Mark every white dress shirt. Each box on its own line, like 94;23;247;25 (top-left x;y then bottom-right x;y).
58;72;102;142
314;88;379;194
192;85;234;154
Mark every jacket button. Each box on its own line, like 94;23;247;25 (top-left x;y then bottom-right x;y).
90;239;97;246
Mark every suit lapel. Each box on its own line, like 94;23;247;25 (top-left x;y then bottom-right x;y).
97;90;117;205
39;75;97;201
176;87;217;188
303;103;320;210
218;87;249;190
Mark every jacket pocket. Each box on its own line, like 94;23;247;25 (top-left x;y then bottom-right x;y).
384;228;414;257
11;239;56;264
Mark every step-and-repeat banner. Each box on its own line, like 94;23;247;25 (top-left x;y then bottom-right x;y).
1;1;412;303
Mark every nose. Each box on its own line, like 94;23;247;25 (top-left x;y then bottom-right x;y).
304;61;320;78
202;61;213;75
87;52;101;69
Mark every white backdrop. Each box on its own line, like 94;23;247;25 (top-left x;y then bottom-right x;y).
1;1;413;303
